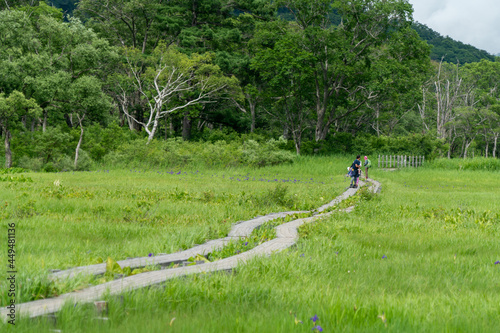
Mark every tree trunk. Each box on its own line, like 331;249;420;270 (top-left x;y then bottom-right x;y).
282;126;289;140
249;99;256;133
147;112;161;144
182;110;191;141
493;134;498;158
464;140;473;159
169;118;175;137
164;117;168;140
4;129;12;168
42;110;48;132
293;131;301;155
315;104;329;141
64;113;73;128
74;115;85;169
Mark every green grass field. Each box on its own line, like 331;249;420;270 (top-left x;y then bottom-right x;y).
2;156;500;332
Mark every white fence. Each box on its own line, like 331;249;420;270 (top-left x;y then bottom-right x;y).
378;155;424;168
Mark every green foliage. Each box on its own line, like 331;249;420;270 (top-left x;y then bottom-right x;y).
252;183;296;208
106;138;295;168
105;257;157;278
82;122;137;161
413;23;495;63
421;207;500;229
241;139;295;166
426;157;500;171
280;133;448;159
350;134;449;158
0;167;26;174
0;174;33;182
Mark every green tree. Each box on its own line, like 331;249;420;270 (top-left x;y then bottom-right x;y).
251;20;315;154
0;91;42;167
125;44;239;143
76;0;171;54
277;0;417;141
366;26;431;136
68;76;111;168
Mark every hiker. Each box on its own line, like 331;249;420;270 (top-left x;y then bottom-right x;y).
350;155;361;188
363;156;371;180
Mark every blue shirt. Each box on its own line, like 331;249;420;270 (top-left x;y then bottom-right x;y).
351;159;361;176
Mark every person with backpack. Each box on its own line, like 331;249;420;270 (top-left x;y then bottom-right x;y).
350;155;361;188
363;156;371;180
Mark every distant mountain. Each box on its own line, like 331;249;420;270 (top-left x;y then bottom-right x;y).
412;23;495;64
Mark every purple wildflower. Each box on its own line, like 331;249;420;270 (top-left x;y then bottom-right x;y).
309;315;318;323
382;255;387;259
300;253;305;257
495;261;500;265
244;242;248;246
148;253;153;257
312;325;323;332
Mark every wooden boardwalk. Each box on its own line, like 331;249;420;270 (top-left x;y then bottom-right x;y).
1;179;380;321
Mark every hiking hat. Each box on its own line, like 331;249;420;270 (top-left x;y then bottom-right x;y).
364;156;368;160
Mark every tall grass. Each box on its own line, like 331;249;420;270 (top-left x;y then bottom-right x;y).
424;156;500;171
0;156;353;305
4;160;500;332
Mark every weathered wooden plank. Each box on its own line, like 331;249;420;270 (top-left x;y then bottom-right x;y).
1;179;381;321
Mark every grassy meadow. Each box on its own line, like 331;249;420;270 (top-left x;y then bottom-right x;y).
0;156;347;304
2;156;500;332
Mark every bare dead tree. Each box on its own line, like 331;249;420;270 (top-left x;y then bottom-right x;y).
125;60;226;143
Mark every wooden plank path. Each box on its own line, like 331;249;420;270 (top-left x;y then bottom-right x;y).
50;211;307;280
1;179;380;321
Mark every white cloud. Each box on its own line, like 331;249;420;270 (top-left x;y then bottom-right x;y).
408;0;500;54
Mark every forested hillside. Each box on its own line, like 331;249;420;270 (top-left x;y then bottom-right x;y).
0;0;499;173
413;23;495;64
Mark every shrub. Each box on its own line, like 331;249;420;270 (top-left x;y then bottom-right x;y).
242;138;294;167
103;137;295;169
55;155;76;172
253;184;296;208
74;150;94;171
18;156;44;171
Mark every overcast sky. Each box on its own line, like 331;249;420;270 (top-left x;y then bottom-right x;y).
407;0;500;55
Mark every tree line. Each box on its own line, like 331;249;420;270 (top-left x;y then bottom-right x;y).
0;0;499;170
